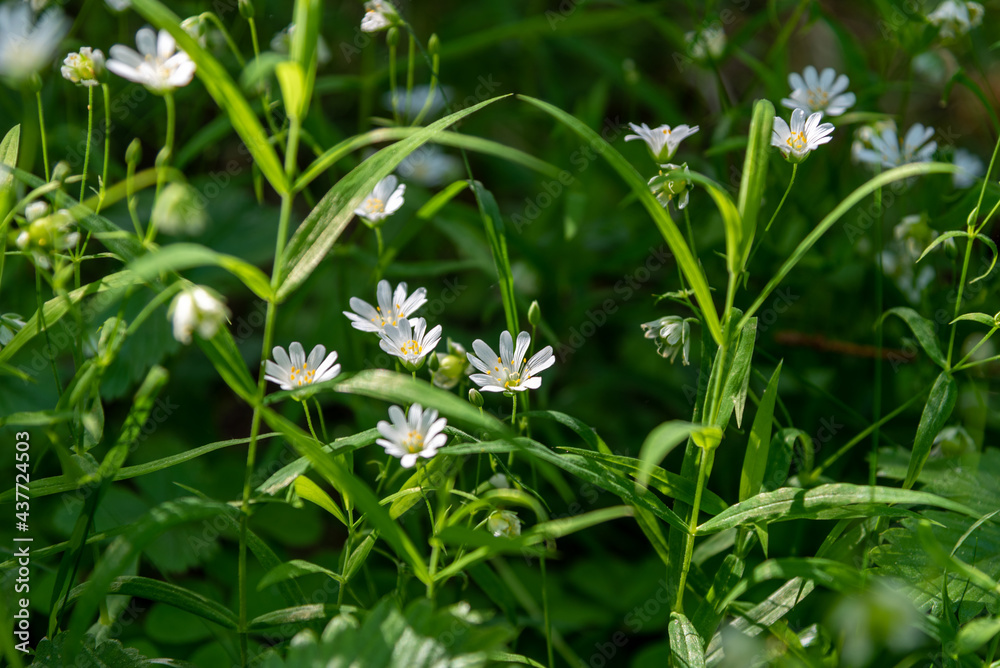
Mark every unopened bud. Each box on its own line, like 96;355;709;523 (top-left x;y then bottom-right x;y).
126;138;143;166
51;161;72;183
238;0;255;19
428;33;440;56
387;27;399;47
427;351;440;371
468;388;483;408
528;300;541;327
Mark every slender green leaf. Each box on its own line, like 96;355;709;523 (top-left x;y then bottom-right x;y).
697;483;979;534
740;162;959;327
956;615;1000;655
67;576;237;630
125;243;273;301
904;371;957;489
669;612;706;668
881;307;946;369
637;421;716;487
256;428;379;496
472;182;519;335
518;94;723;344
128;0;288;193
736;99;775;270
277;96;509;300
951;313;998;327
294;476;348;526
916;230;997;284
740;361;782;501
716;316;757;430
523;410;611;454
248;604;342;631
719;558;867;610
258;559;342;592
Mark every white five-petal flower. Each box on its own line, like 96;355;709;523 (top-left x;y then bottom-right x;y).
61;47;104;87
264;342;341;391
624;122;699;163
928;1;984;39
855;122;937;169
361;0;398;33
376;403;447;468
107;28;196;94
0;2;69;83
467;330;555;394
343;279;427;334
771;108;835;163
641;316;691;365
168;286;229;344
379;317;442;370
354;174;406;225
782;66;855;117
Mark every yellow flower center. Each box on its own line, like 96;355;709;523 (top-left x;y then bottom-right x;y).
786;131;808;151
401;339;422;356
806;89;829;109
403;430;424;453
365;196;385;214
288;362;316;386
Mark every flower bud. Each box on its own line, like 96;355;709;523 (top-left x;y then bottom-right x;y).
238;0;255;19
51;161;72;184
126;138;143;166
468;388;484;408
528;300;541;327
487;510;521;538
61;47;105;87
168;285;229;344
428;33;440;56
427;351;440;371
152;182;208;236
386;27;399;47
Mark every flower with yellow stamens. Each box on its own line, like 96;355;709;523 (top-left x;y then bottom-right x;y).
467;330;555;394
771;108;834;164
376;403;447;468
344;279;427;335
354;174;406;226
265;341;341;392
378;317;441;370
781;66;855;117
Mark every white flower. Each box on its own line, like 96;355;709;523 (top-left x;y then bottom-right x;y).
0;2;69;83
379;317;441;370
168;286;229;344
685;26;726;62
782;66;855;117
382;84;451;121
624;122;699;163
641;316;691;365
0;313;26;349
398;146;461;187
953;148;983;189
487;510;521;538
361;0;399;33
855;122;937;169
269;23;331;65
467;330;555;394
105;0;130;11
16;206;79;269
649;162;693;210
928;1;984;39
771;108;834;164
107;28;196;94
152;182;208;236
354;174;406;224
343;279;427;334
61;47;104;87
376;403;447;468
264;341;341;391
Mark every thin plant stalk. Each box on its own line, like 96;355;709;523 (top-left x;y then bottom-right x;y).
80;87;94;203
872;180;883;486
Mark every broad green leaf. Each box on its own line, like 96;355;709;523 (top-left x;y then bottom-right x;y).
956;615;1000;655
472;181;519;335
277;96;509;300
740;162;959;327
295;128;561;192
951;312;998;327
669;612;706;668
0;270;136;366
258;559;342;591
697;483;979;534
904;371;957;489
256;428;379;496
881;307;947;369
719;558;867;610
0;124;19;220
917;520;1000;598
523;410;611;454
31;634;164;667
63;498;238;660
690;552;744;642
526;505;633;540
518;94;723;345
128;0;288;194
276;61;307;121
637;421;718;487
125;242;273;301
343;534;376;582
740;361;782;501
763;428;810;492
0;409;74;428
294;476;348;526
198;328;258;404
248;604;343;631
559;447;728;514
715;316;757;430
736;99;775;270
66;576;237;630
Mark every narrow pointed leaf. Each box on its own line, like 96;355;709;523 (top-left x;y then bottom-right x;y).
904;371;957;489
740;361;782;501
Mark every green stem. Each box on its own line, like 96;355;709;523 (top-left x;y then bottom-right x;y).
313;397;329;442
153;92;176;204
35;269;62;396
201;12;246;67
388;37;400;125
247;17;280;137
745;163;797;272
303;400;320;441
947;232;976;368
952;327;998;370
98;84;110;212
674;444;715;612
36;90;50;182
80;87;94;203
541;554;554;668
404;34;416;121
411;47;440;127
872;181;883;487
374;226;385;282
